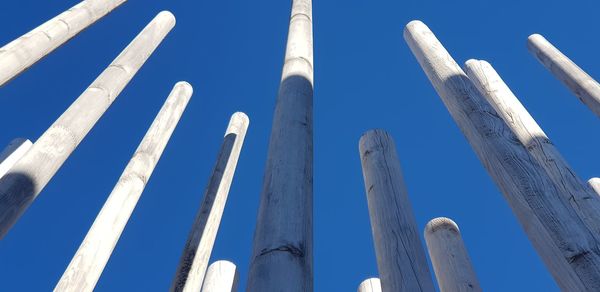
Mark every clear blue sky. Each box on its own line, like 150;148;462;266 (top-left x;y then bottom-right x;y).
1;0;599;291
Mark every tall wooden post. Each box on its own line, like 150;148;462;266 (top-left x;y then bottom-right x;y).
171;112;249;292
0;139;32;179
54;82;192;292
424;217;482;292
357;278;382;292
200;261;239;292
359;130;435;292
0;11;175;239
589;178;600;196
246;0;314;291
404;20;600;291
0;0;127;86
527;34;600;117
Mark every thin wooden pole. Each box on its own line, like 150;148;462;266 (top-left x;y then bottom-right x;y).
357;278;382;292
0;11;175;239
359;130;435;292
424;217;482;292
0;139;32;179
170;112;249;292
0;0;127;86
589;178;600;196
527;34;600;117
404;20;600;291
246;0;314;291
54;81;192;292
200;261;239;292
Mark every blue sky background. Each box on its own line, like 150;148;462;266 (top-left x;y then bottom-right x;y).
1;0;599;291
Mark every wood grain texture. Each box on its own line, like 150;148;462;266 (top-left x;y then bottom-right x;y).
589;178;600;196
170;112;249;292
200;261;239;292
359;130;435;292
0;0;127;86
0;11;175;239
424;217;482;292
404;20;600;291
54;81;192;292
0;139;32;179
357;278;382;292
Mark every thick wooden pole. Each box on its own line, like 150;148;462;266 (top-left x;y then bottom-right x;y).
171;112;249;292
54;82;192;292
359;130;435;292
0;11;175;239
246;0;314;291
357;278;382;292
527;34;600;117
424;217;482;292
404;20;600;291
200;261;239;292
589;178;600;196
0;139;32;179
0;0;127;86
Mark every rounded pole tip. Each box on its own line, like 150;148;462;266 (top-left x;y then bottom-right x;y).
211;260;237;269
589;177;600;184
425;217;460;235
226;112;250;135
358;278;382;292
359;129;391;147
174;81;193;96
404;20;428;36
157;10;176;24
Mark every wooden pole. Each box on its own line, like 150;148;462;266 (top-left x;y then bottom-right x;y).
0;139;32;179
200;261;239;292
404;20;600;291
589;178;600;196
359;130;435;292
527;34;600;117
170;112;249;292
246;0;314;291
54;81;192;292
424;217;482;292
0;11;175;239
357;278;382;292
0;0;127;86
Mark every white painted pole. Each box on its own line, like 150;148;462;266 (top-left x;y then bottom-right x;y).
589;178;600;196
359;130;435;292
0;11;175;239
424;217;482;292
464;59;600;236
404;20;600;291
246;0;314;291
54;81;192;292
170;112;249;292
357;278;382;292
200;261;239;292
0;139;32;179
0;0;127;86
527;34;600;117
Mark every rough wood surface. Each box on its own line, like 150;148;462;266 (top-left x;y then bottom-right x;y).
589;178;600;196
246;0;314;291
359;130;435;292
0;11;175;239
54;81;192;292
0;0;127;86
424;217;482;292
170;112;249;292
200;261;239;292
0;139;32;179
404;20;600;291
528;34;600;118
357;278;382;292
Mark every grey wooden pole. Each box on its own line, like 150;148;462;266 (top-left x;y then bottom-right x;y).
527;34;600;117
357;278;382;292
464;59;600;236
359;130;435;292
0;139;32;179
404;20;600;291
54;81;192;292
0;0;127;86
246;0;314;291
424;217;482;292
200;261;239;292
171;112;249;292
589;178;600;196
0;11;175;239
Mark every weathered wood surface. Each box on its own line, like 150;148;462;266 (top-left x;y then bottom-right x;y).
528;34;600;118
0;11;175;239
589;178;600;196
54;81;192;292
424;217;482;292
0;0;126;86
359;130;435;292
171;112;249;292
357;278;382;292
246;0;314;291
0;139;32;179
404;20;600;291
200;261;239;292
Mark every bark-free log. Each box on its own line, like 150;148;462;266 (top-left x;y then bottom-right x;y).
0;0;127;86
359;130;435;292
0;139;32;179
246;0;314;291
0;11;175;239
171;112;249;292
589;178;600;196
54;81;192;292
404;20;600;291
357;278;382;292
200;261;239;292
424;217;482;292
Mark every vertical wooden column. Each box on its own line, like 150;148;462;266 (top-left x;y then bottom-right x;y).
589;178;600;196
359;130;435;292
200;261;239;292
0;139;32;179
357;278;382;292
